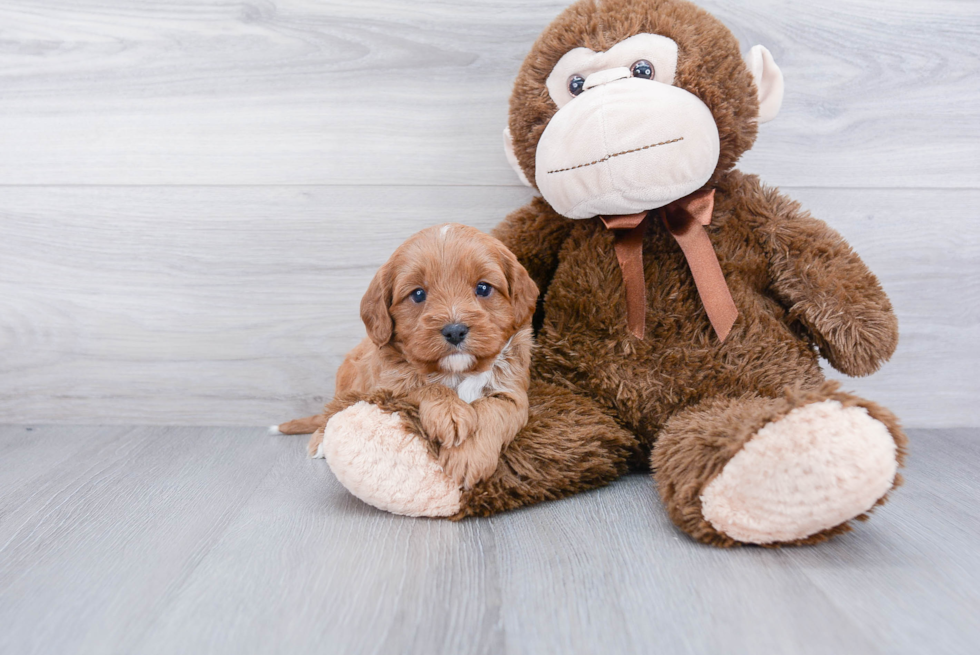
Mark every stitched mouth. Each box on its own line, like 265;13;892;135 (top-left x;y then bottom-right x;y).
546;137;684;174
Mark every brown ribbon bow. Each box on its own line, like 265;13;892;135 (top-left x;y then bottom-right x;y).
599;188;738;341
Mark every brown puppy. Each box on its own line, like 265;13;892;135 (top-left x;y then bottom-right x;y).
278;223;538;489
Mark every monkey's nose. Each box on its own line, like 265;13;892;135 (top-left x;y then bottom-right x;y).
583;67;631;90
441;323;469;346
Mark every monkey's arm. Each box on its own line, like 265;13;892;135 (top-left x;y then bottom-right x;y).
755;183;898;377
492;197;575;299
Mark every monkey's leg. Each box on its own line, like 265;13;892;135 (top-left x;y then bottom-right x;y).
651;381;908;547
452;381;637;519
320;399;464;518
319;381;636;519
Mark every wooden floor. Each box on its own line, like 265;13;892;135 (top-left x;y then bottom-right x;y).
0;425;976;654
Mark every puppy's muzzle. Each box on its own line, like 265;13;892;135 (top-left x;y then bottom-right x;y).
441;323;469;346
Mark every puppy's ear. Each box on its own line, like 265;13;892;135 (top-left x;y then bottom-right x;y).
500;246;539;328
360;262;394;346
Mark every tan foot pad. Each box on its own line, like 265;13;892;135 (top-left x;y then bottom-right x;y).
320;401;461;518
700;400;898;544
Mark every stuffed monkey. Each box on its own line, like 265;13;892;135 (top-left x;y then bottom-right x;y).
320;0;906;546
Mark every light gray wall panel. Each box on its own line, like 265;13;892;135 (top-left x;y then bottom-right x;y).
0;186;974;427
0;0;976;427
0;0;976;187
799;188;980;428
0;186;532;425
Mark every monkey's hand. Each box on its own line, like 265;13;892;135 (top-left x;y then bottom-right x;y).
759;181;899;377
787;296;899;378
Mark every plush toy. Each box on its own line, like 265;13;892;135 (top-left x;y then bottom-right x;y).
320;0;907;546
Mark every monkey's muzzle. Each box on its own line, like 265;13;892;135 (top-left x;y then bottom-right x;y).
535;77;720;220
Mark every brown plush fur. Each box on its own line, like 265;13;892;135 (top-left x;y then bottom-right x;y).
454;380;638;520
480;166;906;546
459;0;906;545
282;224;537;489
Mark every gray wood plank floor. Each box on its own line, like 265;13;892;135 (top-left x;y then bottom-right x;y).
1;425;977;655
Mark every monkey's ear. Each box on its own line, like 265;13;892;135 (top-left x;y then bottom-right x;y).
360;263;394;346
745;45;784;123
503;127;534;187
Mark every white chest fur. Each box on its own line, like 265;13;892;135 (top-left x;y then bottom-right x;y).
434;335;516;404
454;369;496;403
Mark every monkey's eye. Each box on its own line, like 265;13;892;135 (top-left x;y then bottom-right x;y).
630;60;654;80
410;288;426;303
475;282;493;297
567;74;585;97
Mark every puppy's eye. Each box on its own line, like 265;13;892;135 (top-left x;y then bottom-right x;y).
567;74;585;97
630;60;654;80
475;282;492;297
410;288;426;303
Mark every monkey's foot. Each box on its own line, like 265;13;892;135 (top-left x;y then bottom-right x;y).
699;400;899;544
319;401;461;517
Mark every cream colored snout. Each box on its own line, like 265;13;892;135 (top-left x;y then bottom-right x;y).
534;77;721;220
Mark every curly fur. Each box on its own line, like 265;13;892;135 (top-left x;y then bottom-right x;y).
282;224;537;490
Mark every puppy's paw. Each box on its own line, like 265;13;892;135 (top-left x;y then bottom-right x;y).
419;393;478;448
307;428;325;458
439;435;501;490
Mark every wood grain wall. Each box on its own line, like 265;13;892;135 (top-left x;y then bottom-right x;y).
1;0;977;427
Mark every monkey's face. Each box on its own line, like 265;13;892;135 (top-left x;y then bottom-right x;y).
536;33;718;219
504;0;783;220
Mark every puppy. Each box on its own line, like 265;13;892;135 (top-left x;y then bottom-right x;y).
278;223;538;489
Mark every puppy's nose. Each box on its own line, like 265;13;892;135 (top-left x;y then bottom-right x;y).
441;323;469;346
